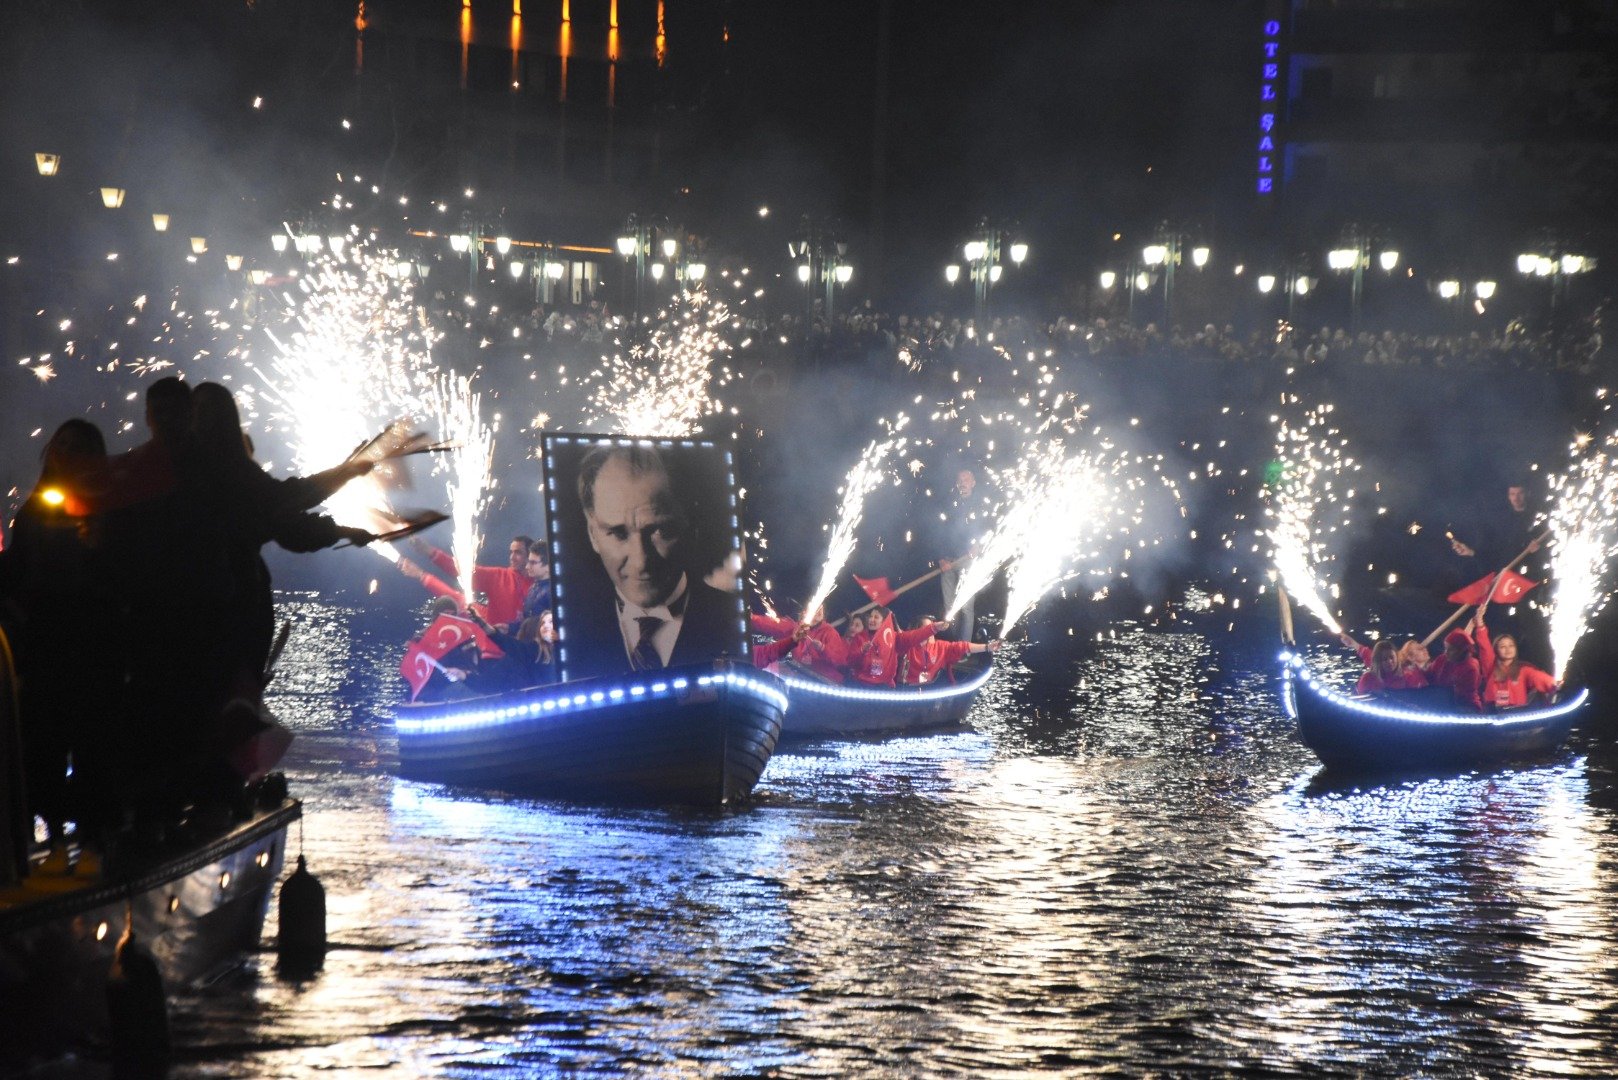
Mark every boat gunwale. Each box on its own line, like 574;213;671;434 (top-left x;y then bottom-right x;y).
0;799;301;931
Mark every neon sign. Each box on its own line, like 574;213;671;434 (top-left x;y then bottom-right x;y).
1258;18;1280;194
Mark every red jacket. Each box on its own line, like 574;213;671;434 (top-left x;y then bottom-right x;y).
751;613;848;682
428;548;528;627
1352;644;1428;694
752;632;798;669
1428;652;1483;712
902;637;974;685
1474;626;1558;708
851;616;937;687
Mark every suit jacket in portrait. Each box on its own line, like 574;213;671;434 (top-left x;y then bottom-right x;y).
557;578;746;682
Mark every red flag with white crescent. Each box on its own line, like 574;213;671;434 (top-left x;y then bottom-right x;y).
854;574;897;606
400;614;500;700
1447;569;1539;607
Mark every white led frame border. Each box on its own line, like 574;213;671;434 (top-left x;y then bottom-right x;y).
1280;650;1588;728
777;658;994;704
396;669;789;737
541;433;750;682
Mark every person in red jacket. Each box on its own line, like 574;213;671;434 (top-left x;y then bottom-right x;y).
850;607;948;688
408;534;533;629
1472;604;1558;709
1337;632;1429;694
750;604;849;682
753;622;810;669
1426;628;1483;712
901;616;1001;686
843;612;872;671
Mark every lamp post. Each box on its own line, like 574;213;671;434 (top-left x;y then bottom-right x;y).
617;214;677;320
790;218;853;319
1326;228;1398;333
1140;225;1208;328
1256;263;1313;322
449;228;480;293
1515;243;1594;317
947;221;1027;325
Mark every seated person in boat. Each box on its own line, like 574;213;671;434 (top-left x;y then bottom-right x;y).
1397;638;1431;678
1472;602;1558;709
1426;629;1484;712
849;607;947;688
753;620;810;669
901;615;1001;686
751;603;848;682
843;611;872;668
1338;632;1429;694
466;609;557;691
403;532;536;631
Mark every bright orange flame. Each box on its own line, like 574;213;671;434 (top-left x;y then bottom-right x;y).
355;0;367;30
512;0;521;13
656;0;666;67
558;19;571;102
510;13;522;86
560;0;569;21
609;0;618;29
39;488;65;507
460;5;472;88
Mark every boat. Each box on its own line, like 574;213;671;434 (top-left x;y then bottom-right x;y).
393;659;787;805
1;630;300;1071
773;655;993;740
1280;650;1589;773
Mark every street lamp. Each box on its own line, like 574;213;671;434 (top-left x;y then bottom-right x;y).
99;187;125;209
1326;228;1398;332
948;220;1027;324
151;214;169;232
790;218;854;318
618;214;678;319
1139;225;1208;327
1515;241;1594;314
34;153;60;177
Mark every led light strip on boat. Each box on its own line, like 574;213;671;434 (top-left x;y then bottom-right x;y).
777;661;993;704
397;670;789;736
1279;650;1588;727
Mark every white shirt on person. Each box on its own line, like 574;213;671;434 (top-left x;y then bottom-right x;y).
614;574;689;668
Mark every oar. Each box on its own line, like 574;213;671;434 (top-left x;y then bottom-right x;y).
1421;529;1549;648
826;567;946;628
1277;585;1295;647
262;621;293;684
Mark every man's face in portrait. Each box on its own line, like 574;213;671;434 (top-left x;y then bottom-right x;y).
508;539;528;572
585;455;685;609
1507;484;1528;513
956;469;975;497
526;551;550;581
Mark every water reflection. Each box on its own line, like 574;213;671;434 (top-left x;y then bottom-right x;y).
160;594;1618;1076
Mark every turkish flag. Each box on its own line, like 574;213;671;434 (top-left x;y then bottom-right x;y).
854;574;897;605
400;615;500;700
1447;569;1540;606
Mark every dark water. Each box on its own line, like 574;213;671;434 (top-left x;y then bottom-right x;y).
166;593;1618;1077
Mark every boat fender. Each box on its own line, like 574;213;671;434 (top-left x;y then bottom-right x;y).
106;924;170;1073
277;854;327;976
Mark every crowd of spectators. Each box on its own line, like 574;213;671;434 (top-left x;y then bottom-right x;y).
425;287;1608;378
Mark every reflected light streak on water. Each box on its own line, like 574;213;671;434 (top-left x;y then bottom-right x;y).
163;595;1618;1077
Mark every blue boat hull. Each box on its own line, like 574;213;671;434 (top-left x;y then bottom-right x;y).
1282;655;1588;773
775;657;992;739
394;660;786;805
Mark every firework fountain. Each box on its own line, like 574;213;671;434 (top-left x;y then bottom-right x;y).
1546;433;1618;682
802;417;910;622
584;293;731;438
944;433;1148;635
426;372;497;603
1264;395;1359;636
